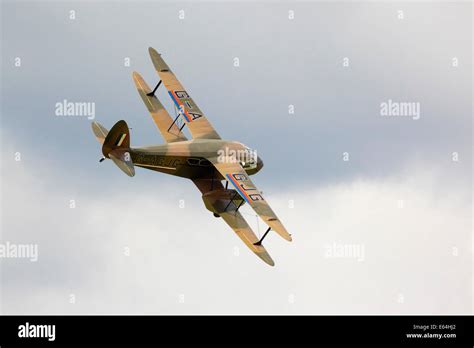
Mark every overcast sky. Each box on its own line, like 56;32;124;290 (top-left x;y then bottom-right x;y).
1;0;472;314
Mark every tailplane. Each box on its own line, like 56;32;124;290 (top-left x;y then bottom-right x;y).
91;120;135;177
91;121;109;144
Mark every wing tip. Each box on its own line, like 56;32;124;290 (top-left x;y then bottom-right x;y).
148;46;160;57
259;253;275;266
132;71;151;92
132;70;141;78
255;247;275;266
148;47;171;72
269;220;292;242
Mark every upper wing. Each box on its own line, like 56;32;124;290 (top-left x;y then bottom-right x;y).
193;179;274;266
208;158;292;242
148;47;220;140
133;71;188;143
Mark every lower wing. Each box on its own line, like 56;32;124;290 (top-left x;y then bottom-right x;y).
207;157;292;242
193;179;274;266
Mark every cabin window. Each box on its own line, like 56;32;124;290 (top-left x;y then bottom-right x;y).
187;158;200;166
199;159;212;166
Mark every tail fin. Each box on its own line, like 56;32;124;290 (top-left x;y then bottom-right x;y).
96;120;135;177
101;120;130;157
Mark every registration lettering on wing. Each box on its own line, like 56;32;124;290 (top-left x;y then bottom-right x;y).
226;173;264;203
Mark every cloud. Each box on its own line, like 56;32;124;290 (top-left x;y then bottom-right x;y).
1;137;471;314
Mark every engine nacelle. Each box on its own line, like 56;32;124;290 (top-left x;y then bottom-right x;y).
201;188;245;215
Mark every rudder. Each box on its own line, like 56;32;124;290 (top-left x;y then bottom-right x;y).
102;120;130;157
100;120;135;177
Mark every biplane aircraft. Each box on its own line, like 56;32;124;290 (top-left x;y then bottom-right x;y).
91;47;292;266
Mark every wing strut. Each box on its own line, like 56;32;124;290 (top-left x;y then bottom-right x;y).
224;191;239;212
223;190;245;213
167;113;186;133
146;80;162;97
253;227;271;246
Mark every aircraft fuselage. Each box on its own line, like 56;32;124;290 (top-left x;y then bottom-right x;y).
129;139;263;180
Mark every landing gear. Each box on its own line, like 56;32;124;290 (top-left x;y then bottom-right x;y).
213;213;220;218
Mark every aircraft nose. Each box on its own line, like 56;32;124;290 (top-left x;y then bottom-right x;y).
257;157;264;172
